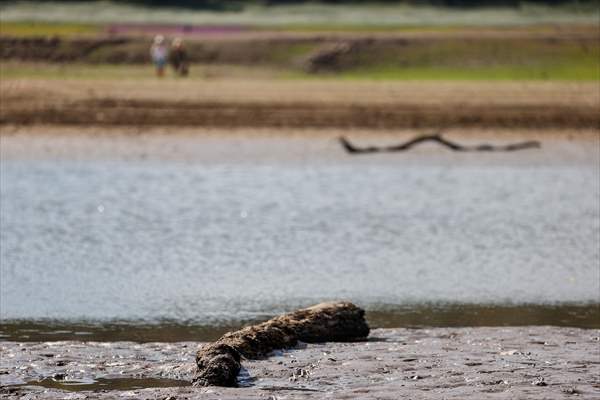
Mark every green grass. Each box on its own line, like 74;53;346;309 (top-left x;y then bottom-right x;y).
2;33;598;82
0;21;100;37
327;38;600;81
336;63;600;81
1;20;597;38
266;23;598;34
2;61;597;82
265;43;320;64
0;62;289;80
0;63;148;79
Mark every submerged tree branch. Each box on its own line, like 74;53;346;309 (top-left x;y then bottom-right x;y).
339;134;541;154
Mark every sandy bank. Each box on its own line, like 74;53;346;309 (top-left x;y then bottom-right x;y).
1;327;599;399
2;80;599;129
1;126;598;167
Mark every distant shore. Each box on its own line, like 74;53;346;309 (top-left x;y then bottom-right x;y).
2;327;599;399
1;22;599;83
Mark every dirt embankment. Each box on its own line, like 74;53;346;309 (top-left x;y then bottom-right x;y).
1;29;599;72
0;35;318;65
1;80;599;129
5;98;598;129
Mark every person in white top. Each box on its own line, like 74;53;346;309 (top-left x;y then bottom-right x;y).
150;35;168;77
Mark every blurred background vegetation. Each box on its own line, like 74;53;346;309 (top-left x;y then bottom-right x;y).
2;0;599;8
1;0;598;25
0;0;598;80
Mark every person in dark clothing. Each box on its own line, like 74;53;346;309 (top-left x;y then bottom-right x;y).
169;37;189;77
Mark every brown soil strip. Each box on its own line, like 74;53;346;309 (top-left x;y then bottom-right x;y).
3;80;598;129
2;98;598;129
194;302;369;387
5;80;595;106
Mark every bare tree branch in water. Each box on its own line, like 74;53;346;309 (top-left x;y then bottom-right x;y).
339;134;541;154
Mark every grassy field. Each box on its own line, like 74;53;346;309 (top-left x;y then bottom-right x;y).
1;57;597;82
337;61;599;81
331;38;600;81
0;21;100;37
0;62;291;80
1;3;598;82
1;20;598;38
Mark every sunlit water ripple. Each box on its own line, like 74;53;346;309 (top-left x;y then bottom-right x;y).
1;160;599;323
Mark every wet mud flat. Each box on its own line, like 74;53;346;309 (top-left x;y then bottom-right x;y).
2;327;599;399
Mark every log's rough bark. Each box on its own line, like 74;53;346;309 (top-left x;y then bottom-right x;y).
193;301;369;387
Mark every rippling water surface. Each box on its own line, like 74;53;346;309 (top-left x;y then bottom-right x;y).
1;148;599;331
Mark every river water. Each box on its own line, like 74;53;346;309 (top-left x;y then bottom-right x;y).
1;132;599;340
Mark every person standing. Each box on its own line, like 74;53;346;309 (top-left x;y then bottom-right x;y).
150;35;168;77
169;37;189;77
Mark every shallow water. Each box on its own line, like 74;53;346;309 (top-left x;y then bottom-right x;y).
1;148;599;333
13;377;191;392
1;304;598;342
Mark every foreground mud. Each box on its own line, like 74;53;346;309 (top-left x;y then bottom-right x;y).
1;327;599;399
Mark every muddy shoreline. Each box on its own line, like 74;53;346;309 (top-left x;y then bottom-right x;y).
5;99;599;129
2;327;599;399
2;80;599;129
2;126;598;167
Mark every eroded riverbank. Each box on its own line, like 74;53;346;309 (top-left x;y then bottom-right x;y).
1;327;599;399
2;80;599;128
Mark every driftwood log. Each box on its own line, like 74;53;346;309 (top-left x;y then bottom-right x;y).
193;301;369;387
339;134;541;154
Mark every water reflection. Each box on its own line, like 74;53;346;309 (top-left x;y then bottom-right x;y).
366;303;600;329
13;377;191;392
